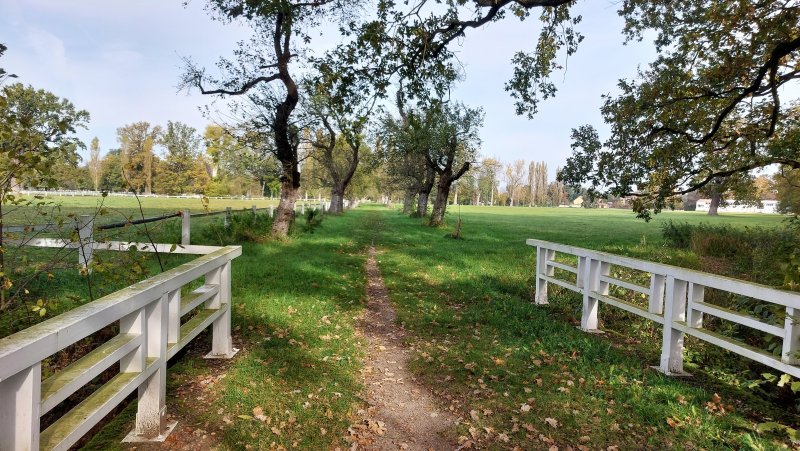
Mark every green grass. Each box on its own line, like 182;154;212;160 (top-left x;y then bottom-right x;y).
368;205;793;450
7;194;279;221
52;204;796;449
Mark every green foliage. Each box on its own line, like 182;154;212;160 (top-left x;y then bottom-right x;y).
300;208;324;234
196;211;273;245
156;121;207;195
0;83;89;192
561;1;800;219
661;220;799;286
116;121;162;194
774;166;800;215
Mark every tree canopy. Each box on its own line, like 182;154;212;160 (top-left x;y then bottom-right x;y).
560;1;800;219
0;83;89;194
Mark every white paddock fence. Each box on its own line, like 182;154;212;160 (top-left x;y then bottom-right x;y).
528;239;800;378
0;241;241;450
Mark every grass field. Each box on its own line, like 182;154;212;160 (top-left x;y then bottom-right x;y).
10;201;795;449
4;194;282;225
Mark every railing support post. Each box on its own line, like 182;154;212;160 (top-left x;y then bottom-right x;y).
581;258;608;332
534;246;555;305
167;289;181;345
78;214;93;273
130;294;173;440
659;276;689;375
687;283;705;329
181;210;190;246
649;274;666;314
205;261;237;359
0;362;41;450
782;307;800;365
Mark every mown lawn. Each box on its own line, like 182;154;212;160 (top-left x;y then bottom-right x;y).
73;204;795;449
371;205;793;449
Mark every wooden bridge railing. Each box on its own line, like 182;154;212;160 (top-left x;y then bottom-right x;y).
0;243;241;450
528;239;800;378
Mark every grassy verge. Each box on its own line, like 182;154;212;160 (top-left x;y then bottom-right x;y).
83;208;375;450
73;204;793;449
372;205;793;449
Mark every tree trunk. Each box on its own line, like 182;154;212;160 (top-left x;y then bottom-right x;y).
416;166;435;216
271;178;299;238
402;188;416;214
329;186;345;214
708;191;721;216
429;176;451;226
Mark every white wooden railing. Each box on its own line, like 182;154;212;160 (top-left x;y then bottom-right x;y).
528;239;800;378
0;242;241;450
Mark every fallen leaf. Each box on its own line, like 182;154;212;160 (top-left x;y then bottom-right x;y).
545;418;559;428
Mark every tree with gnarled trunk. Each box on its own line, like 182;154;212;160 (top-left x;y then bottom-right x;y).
426;101;484;226
380;96;438;218
304;81;372;214
182;0;360;238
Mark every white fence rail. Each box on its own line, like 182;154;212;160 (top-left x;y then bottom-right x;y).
0;242;241;450
528;239;800;378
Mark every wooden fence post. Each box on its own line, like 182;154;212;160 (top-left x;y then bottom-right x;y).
534;246;555;305
660;276;689;375
224;207;232;227
252;205;257;215
687;283;705;329
783;307;800;365
181;210;190;246
580;258;608;332
0;362;41;450
78;214;93;272
649;274;666;314
269;205;274;218
134;294;170;439
167;289;181;346
205;262;237;359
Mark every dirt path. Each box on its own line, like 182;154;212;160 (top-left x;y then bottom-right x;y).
349;247;457;450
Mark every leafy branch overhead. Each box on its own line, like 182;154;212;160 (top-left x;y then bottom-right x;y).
560;0;800;219
339;0;582;116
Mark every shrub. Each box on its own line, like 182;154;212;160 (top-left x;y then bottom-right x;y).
660;220;694;248
197;212;273;245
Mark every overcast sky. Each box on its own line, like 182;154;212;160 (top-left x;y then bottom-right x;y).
0;1;655;180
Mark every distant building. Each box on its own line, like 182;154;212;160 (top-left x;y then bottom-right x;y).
572;196;584;207
695;199;779;214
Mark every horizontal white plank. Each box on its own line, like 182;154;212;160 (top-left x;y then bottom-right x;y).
40;333;142;415
540;275;581;293
527;239;800;309
180;285;220;316
167;307;226;360
0;246;241;382
600;275;650;295
547;261;578;274
592;292;665;324
20;238;222;256
40;357;160;451
691;302;784;337
675;323;800;379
